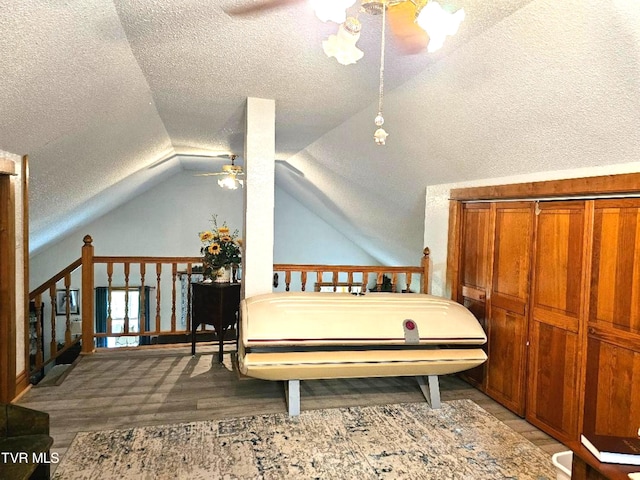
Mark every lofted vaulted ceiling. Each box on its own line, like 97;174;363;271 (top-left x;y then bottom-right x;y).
1;0;639;262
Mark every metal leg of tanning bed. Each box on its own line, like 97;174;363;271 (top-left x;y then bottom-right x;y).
285;380;300;416
416;375;441;409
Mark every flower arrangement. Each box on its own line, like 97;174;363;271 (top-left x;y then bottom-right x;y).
199;215;242;279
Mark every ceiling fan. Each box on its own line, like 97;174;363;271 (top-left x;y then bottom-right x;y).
195;154;245;189
223;0;465;56
224;0;464;145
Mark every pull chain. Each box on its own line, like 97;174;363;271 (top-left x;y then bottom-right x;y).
373;3;389;145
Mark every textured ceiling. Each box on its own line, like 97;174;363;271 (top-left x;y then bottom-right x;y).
1;0;639;261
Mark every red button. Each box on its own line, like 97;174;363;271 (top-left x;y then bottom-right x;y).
405;320;416;330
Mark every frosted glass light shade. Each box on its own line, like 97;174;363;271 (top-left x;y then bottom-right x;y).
374;128;389;145
310;0;356;23
218;175;243;189
322;18;364;65
416;1;465;53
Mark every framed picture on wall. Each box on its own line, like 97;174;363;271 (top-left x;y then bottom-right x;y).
55;289;79;316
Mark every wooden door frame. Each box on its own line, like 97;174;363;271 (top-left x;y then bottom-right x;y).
0;159;17;403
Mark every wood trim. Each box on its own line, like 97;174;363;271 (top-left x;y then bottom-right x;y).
272;263;426;274
588;324;640;351
0;174;17;402
29;258;82;297
94;256;203;264
21;156;29;399
450;172;640;201
461;285;486;301
14;370;29;402
576;199;594;441
0;157;16;175
445;200;462;300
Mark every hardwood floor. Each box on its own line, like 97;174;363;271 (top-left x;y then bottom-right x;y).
17;344;567;473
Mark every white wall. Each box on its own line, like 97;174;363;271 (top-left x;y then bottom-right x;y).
13;155;25;376
30;170;378;290
1;150;25;379
424;161;640;298
274;187;378;265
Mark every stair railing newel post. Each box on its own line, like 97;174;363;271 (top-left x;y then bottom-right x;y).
421;247;430;294
81;235;95;354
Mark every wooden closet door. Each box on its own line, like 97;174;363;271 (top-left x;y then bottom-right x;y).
456;203;492;388
526;201;588;443
584;199;640;437
486;202;533;416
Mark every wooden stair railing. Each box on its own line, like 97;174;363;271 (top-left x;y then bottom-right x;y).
84;235;204;352
28;236;431;375
273;247;430;294
28;258;82;377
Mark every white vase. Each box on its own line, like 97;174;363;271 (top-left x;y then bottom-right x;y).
214;265;232;283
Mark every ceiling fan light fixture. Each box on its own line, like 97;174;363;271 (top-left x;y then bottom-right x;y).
310;0;356;23
322;17;364;65
374;127;389;145
415;1;465;52
218;174;243;190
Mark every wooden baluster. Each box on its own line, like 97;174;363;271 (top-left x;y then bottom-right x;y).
332;271;338;292
391;272;398;293
123;263;130;335
300;271;307;292
106;262;113;335
156;263;162;333
34;294;43;368
406;272;413;293
186;263;192;333
285;271;291;291
316;271;322;291
64;273;72;345
49;285;57;357
140;263;146;336
347;272;353;292
376;272;384;292
171;263;177;332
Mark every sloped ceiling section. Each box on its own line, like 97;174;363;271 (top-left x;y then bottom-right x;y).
1;0;639;261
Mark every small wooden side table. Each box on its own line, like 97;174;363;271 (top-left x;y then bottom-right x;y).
191;282;241;362
565;440;639;480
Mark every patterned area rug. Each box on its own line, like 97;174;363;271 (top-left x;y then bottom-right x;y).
53;399;556;479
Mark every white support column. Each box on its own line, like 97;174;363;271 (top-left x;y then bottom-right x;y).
285;379;301;416
416;375;441;409
242;97;276;299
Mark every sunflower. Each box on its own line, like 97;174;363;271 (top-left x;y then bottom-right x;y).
208;243;221;255
199;231;214;242
220;235;232;243
219;226;230;235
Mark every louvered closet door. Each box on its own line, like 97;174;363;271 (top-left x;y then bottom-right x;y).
486;202;534;416
526;201;588;443
457;203;492;388
584;199;640;437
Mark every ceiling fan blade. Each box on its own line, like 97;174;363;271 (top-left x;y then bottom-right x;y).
388;2;429;55
222;0;304;16
195;171;245;177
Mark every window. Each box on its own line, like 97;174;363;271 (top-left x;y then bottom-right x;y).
107;290;140;348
